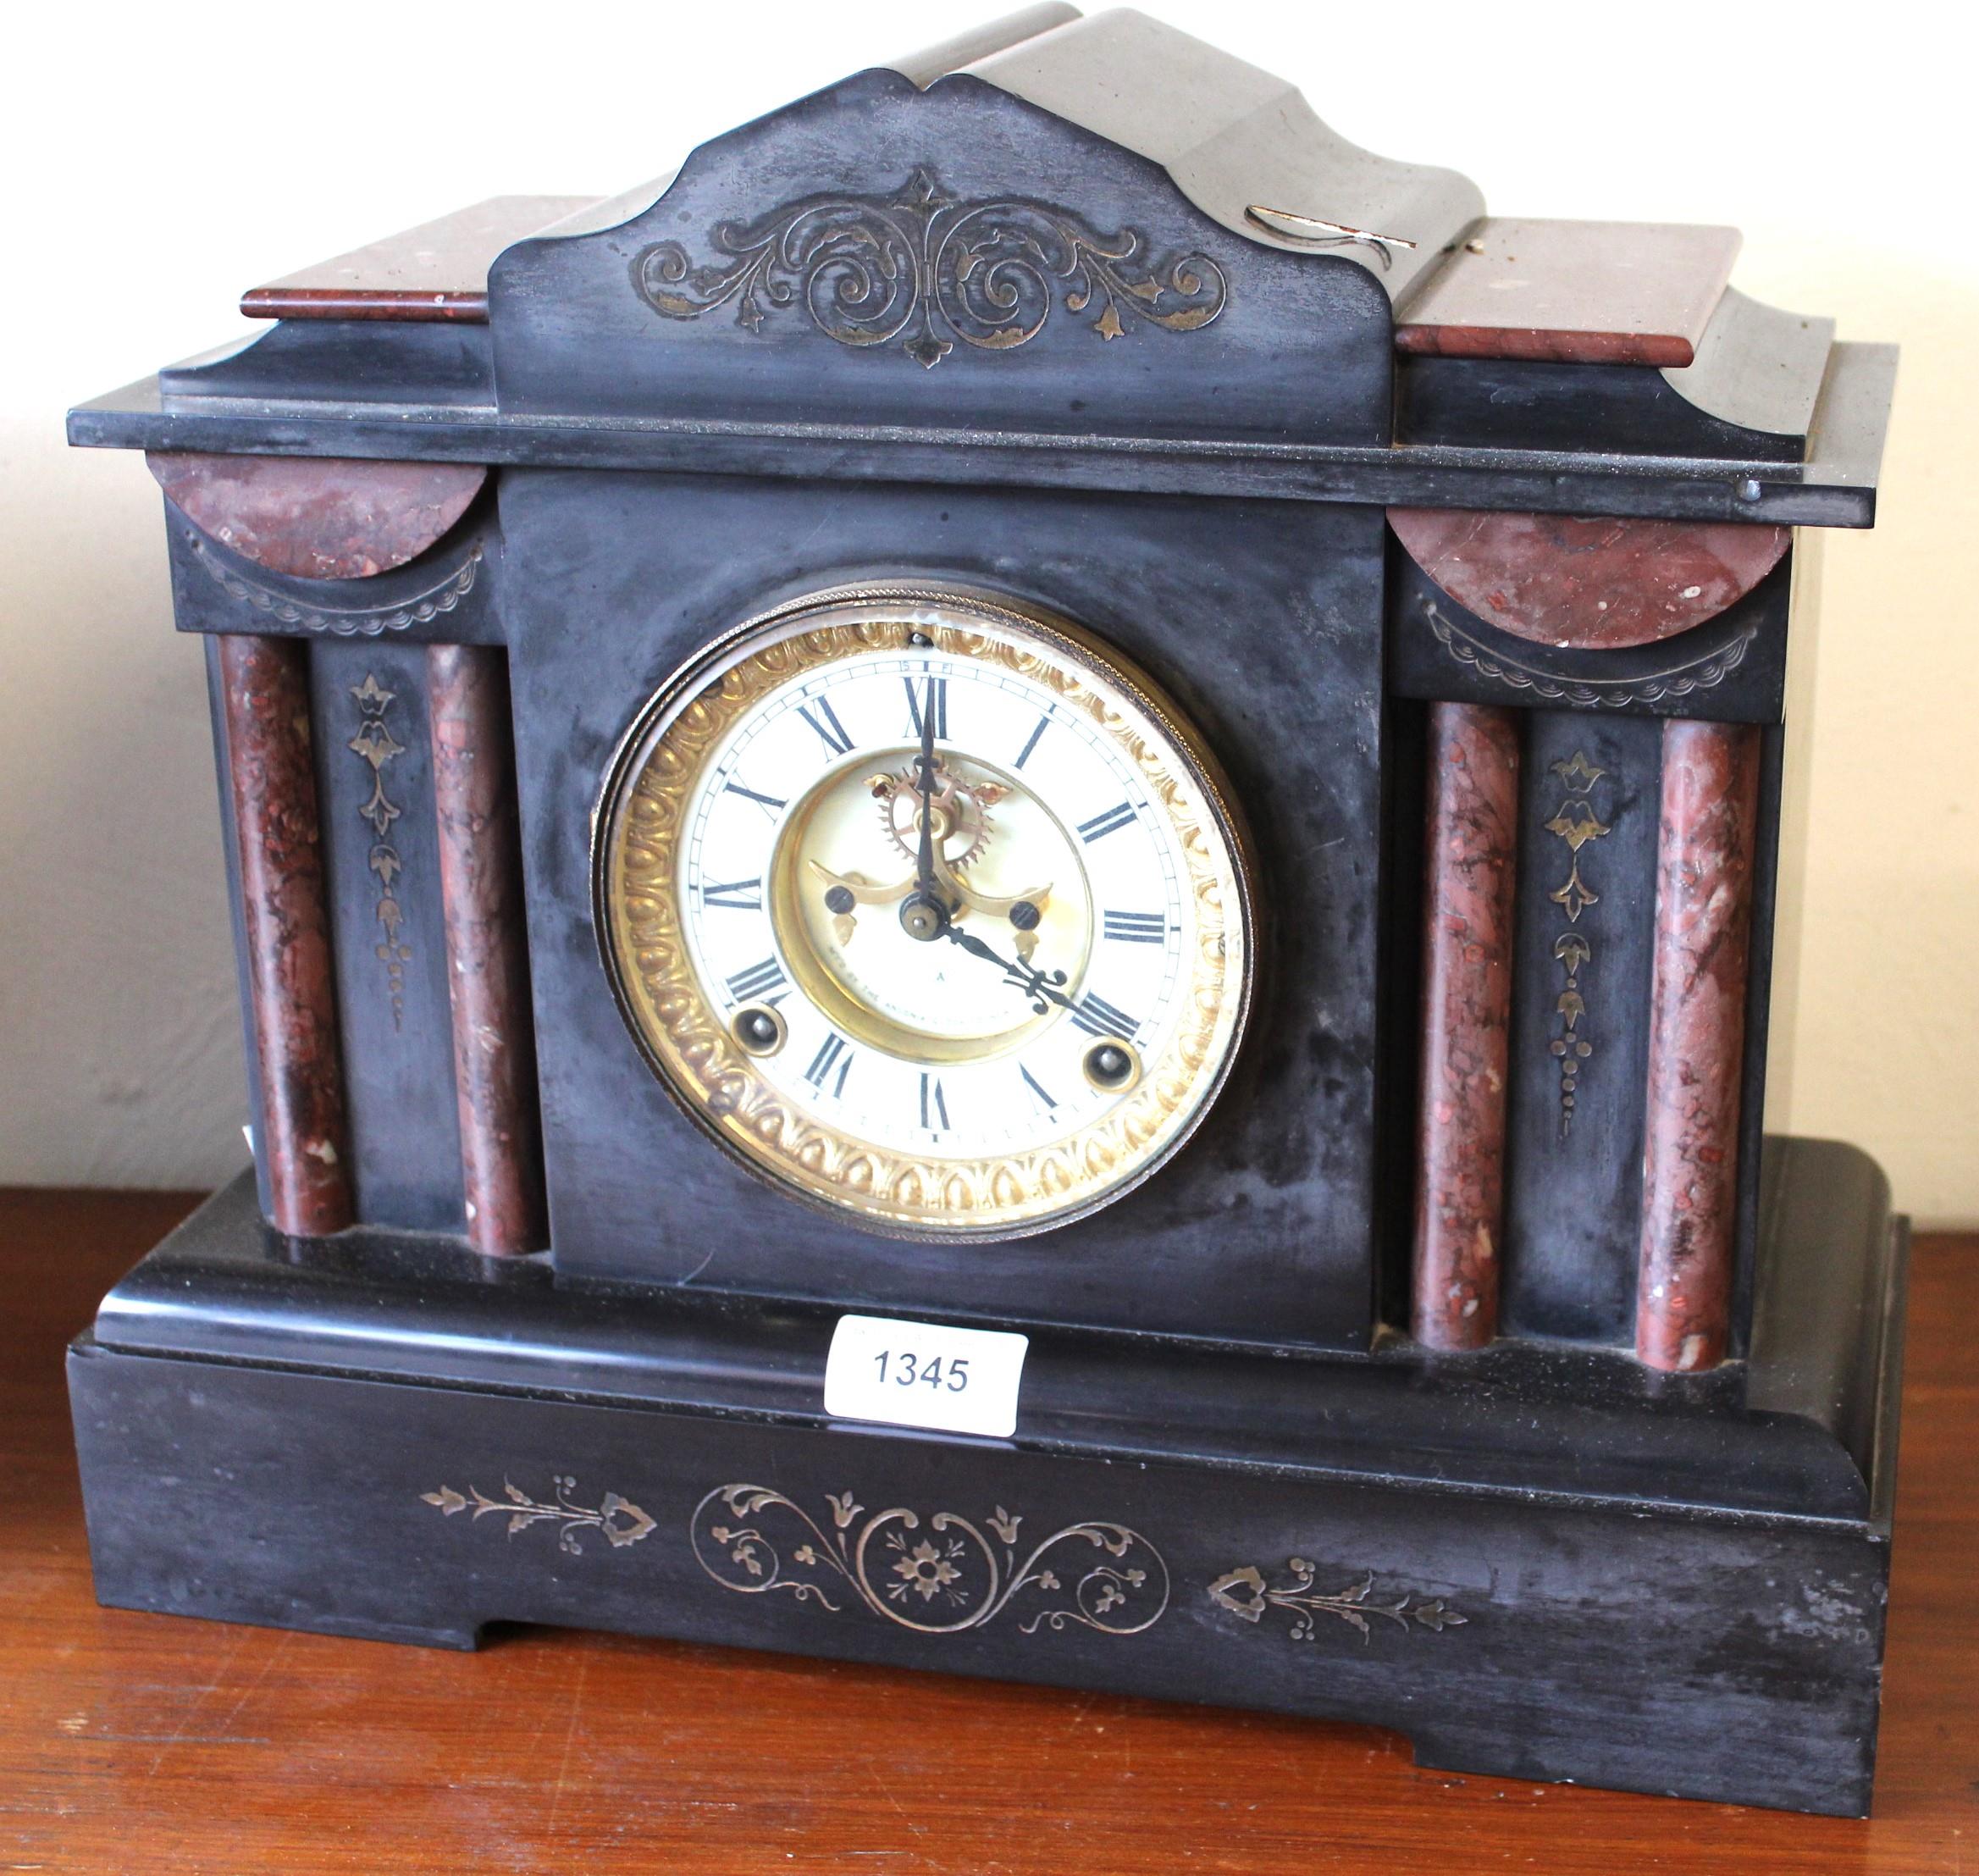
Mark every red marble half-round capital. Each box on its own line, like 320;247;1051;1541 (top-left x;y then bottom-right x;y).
149;453;486;580
1389;509;1788;650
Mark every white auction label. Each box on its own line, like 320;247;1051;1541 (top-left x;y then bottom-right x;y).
824;1314;1029;1438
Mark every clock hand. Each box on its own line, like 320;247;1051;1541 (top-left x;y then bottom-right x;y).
941;924;1074;1017
899;672;951;943
914;678;940;897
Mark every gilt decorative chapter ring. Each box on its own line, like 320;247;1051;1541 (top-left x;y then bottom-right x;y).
633;167;1228;368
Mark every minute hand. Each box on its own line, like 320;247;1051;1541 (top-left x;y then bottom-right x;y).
941;925;1076;1016
913;675;941;905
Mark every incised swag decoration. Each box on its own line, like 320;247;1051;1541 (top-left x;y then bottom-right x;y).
1209;1559;1466;1642
692;1484;1169;1636
1424;599;1755;708
184;531;481;637
1543;751;1613;1138
633;166;1227;368
348;673;412;1030
421;1475;656;1555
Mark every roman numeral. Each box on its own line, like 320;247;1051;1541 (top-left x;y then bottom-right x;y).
904;675;948;739
920;1073;950;1132
1070;992;1139;1042
1019;1064;1058;1115
797;695;854;756
1078;802;1136;844
1014;713;1050;771
803;1032;853;1098
725;956;788;1004
724;780;787;816
700;877;762;911
1102;910;1166;945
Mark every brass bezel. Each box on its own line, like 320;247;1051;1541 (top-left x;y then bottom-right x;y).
591;582;1258;1243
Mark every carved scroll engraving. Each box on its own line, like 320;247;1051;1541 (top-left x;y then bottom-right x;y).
347;674;412;1030
1209;1560;1466;1642
692;1485;1169;1636
421;1475;656;1555
1542;752;1614;1138
633;166;1227;368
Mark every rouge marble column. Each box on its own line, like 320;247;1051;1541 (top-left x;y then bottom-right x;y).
218;632;354;1236
1412;701;1521;1350
1636;719;1762;1371
427;644;547;1256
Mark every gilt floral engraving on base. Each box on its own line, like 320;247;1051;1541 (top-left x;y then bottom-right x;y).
633;166;1227;368
693;1484;1169;1636
421;1475;656;1555
1209;1559;1467;1641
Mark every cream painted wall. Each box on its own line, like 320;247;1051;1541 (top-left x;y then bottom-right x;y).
3;3;1972;1218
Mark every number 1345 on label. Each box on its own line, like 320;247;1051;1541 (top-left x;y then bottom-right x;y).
824;1314;1030;1438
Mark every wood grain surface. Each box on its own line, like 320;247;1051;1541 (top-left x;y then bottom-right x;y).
3;1186;1974;1873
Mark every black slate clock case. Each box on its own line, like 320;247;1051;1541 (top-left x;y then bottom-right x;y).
510;473;1385;1346
492;61;1403;1346
64;7;1905;1818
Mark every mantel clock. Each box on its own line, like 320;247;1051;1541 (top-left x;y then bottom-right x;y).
64;6;1904;1817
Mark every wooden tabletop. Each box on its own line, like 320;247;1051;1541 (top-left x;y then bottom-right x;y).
3;1187;1973;1873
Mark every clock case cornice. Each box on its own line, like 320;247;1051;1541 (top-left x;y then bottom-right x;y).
66;11;1893;530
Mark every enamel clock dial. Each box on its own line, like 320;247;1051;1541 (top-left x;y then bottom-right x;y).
595;586;1254;1239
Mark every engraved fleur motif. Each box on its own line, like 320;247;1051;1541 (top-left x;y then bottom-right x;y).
1208;1560;1466;1643
348;672;412;1027
1543;802;1611;852
1549;859;1600;923
422;1475;655;1556
893;1538;964;1603
1543;752;1613;1135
